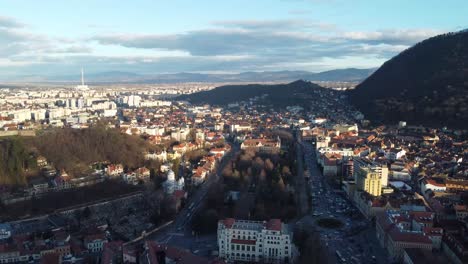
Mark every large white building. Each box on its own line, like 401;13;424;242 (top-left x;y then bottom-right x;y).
218;218;295;263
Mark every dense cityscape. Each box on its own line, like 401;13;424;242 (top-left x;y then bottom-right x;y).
0;71;467;263
1;1;467;264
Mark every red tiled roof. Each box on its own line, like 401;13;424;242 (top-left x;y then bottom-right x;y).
40;253;60;264
423;227;443;236
84;233;106;244
173;190;186;200
266;219;282;231
425;179;446;187
411;212;434;223
388;228;432;244
222;218;235;228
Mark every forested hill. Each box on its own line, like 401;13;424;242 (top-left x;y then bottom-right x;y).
177;80;332;108
0;126;150;185
349;30;468;129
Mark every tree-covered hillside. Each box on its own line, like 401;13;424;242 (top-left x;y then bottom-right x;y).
34;126;147;176
0;138;36;185
178;80;334;108
0;126;151;185
349;31;468;129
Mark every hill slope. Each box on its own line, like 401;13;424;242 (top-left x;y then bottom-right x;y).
178;80;334;108
349;31;468;129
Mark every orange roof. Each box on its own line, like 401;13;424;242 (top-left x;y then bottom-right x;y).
223;218;235;228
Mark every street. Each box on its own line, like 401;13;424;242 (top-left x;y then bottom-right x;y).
297;141;389;264
146;143;240;255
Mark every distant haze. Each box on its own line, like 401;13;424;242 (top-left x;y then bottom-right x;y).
0;68;375;83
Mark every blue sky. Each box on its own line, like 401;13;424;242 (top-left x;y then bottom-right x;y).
0;0;466;77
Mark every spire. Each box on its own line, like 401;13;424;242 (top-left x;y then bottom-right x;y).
81;68;85;85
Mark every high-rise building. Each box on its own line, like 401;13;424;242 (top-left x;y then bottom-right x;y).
355;166;382;196
126;95;141;107
217;218;295;263
68;98;76;108
77;97;85;109
353;158;388;196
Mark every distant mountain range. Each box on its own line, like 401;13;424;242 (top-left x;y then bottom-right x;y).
1;68;374;83
349;30;468;129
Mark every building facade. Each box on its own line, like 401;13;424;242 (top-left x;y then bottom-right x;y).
354;158;389;196
217;218;295;263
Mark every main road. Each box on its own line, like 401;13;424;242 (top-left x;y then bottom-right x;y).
298;141;388;264
144;143;240;252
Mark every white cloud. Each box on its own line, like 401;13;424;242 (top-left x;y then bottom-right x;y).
343;29;443;45
0;16;24;28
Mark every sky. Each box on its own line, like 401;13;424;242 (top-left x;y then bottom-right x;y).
0;0;466;77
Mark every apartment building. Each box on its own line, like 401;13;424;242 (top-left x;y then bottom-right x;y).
354;157;389;196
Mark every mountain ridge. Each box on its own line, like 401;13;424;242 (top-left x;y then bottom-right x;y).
349;30;468;129
0;68;374;83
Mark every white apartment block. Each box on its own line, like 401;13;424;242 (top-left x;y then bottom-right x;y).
218;218;295;264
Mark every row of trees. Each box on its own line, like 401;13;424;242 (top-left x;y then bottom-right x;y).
232;150;296;220
192;131;298;234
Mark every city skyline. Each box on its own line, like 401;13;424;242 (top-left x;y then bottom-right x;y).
0;0;466;77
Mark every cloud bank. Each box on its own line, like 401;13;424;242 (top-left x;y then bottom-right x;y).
0;15;446;76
